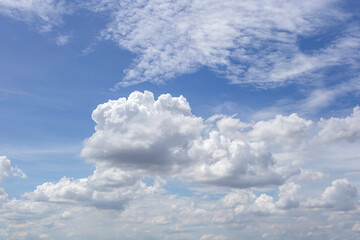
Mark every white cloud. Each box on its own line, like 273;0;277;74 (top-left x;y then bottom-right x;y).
83;0;359;87
81;91;203;174
316;106;360;143
55;34;70;46
276;182;301;209
22;91;359;216
295;169;326;183
306;178;358;211
214;116;250;139
82;91;299;188
0;155;26;182
0;0;69;31
0;188;8;205
2;92;360;238
250;194;276;215
216;189;277;216
25;167;165;210
1;176;359;239
248;113;312;148
301;78;360;113
219;189;257;209
184;131;298;188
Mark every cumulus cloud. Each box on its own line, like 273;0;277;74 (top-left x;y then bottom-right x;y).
0;188;51;226
27;91;360;214
0;155;26;182
25;167;165;210
184;131;297;188
3;92;360;238
0;0;69;31
306;178;358;211
82;91;203;174
295;169;326;183
213;116;250;139
82;91;298;188
82;0;360;87
316;106;360;143
276;182;301;209
248;113;312;147
216;189;276;217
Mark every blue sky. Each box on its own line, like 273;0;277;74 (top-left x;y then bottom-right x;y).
0;0;360;239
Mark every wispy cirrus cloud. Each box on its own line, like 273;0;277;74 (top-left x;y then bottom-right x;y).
84;0;360;88
2;0;359;90
0;0;70;31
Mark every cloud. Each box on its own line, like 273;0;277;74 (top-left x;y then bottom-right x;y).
301;78;360;112
0;0;70;31
18;91;360;216
0;188;8;205
276;182;301;209
295;169;326;183
25;166;165;210
200;234;227;240
2;92;360;238
55;34;70;46
214;116;250;139
316;106;360;143
1;0;359;89
82;91;299;188
306;178;358;211
0;155;27;182
81;91;203;174
248;113;312;148
0;189;51;225
83;0;359;87
216;189;277;217
184;131;298;188
216;183;302;216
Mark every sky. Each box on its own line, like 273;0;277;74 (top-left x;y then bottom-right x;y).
0;0;360;239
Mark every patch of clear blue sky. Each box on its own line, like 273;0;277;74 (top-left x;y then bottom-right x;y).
0;4;359;198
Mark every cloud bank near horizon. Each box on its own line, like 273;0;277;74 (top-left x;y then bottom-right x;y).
0;90;359;239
